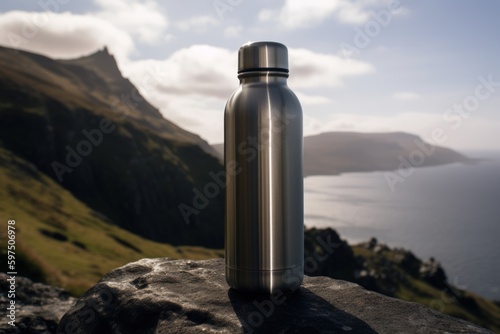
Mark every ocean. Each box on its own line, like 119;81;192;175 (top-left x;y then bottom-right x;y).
304;151;500;301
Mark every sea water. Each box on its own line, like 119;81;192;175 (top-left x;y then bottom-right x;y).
304;151;500;300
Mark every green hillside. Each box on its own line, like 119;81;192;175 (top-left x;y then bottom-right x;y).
353;243;500;332
304;229;500;333
0;46;224;248
0;147;222;296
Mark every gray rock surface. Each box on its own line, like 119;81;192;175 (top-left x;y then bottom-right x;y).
0;273;76;334
58;258;491;334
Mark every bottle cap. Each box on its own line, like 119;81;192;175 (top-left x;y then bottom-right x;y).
238;41;288;73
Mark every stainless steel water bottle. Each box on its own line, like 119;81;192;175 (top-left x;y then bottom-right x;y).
224;41;304;294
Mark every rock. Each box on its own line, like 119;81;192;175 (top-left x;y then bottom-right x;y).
367;237;378;249
304;228;357;281
393;248;422;277
358;237;378;250
0;273;76;334
419;257;448;289
58;258;491;334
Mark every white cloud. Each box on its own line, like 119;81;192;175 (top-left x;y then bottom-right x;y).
141;89;225;145
257;9;274;22
224;25;242;38
124;44;236;99
295;92;331;106
259;1;340;29
175;16;219;33
289;48;375;88
0;11;134;61
392;91;420;101
259;0;398;29
122;45;237;143
0;1;170;60
93;0;168;44
122;45;375;144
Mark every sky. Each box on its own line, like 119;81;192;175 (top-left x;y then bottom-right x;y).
0;0;499;151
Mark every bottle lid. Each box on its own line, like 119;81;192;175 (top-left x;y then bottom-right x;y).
238;41;289;73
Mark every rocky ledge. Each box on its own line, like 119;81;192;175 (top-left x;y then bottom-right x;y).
0;273;76;333
58;258;491;334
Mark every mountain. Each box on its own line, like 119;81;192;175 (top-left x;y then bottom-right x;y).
0;146;223;295
302;132;472;176
58;47;217;155
0;46;224;248
212;131;473;176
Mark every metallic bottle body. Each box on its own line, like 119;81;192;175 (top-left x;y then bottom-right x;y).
224;72;304;294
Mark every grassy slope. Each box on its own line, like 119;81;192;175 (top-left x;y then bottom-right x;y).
353;245;500;333
0;147;222;296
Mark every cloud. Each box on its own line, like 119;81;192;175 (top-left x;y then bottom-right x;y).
0;11;134;61
93;0;168;44
289;48;375;88
121;45;237;144
124;44;237;99
295;92;331;106
126;45;372;101
175;16;219;33
392;91;420;101
258;1;340;28
224;25;242;38
259;0;396;29
122;45;375;144
0;1;170;60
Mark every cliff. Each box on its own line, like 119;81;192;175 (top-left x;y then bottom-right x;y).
0;45;224;248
